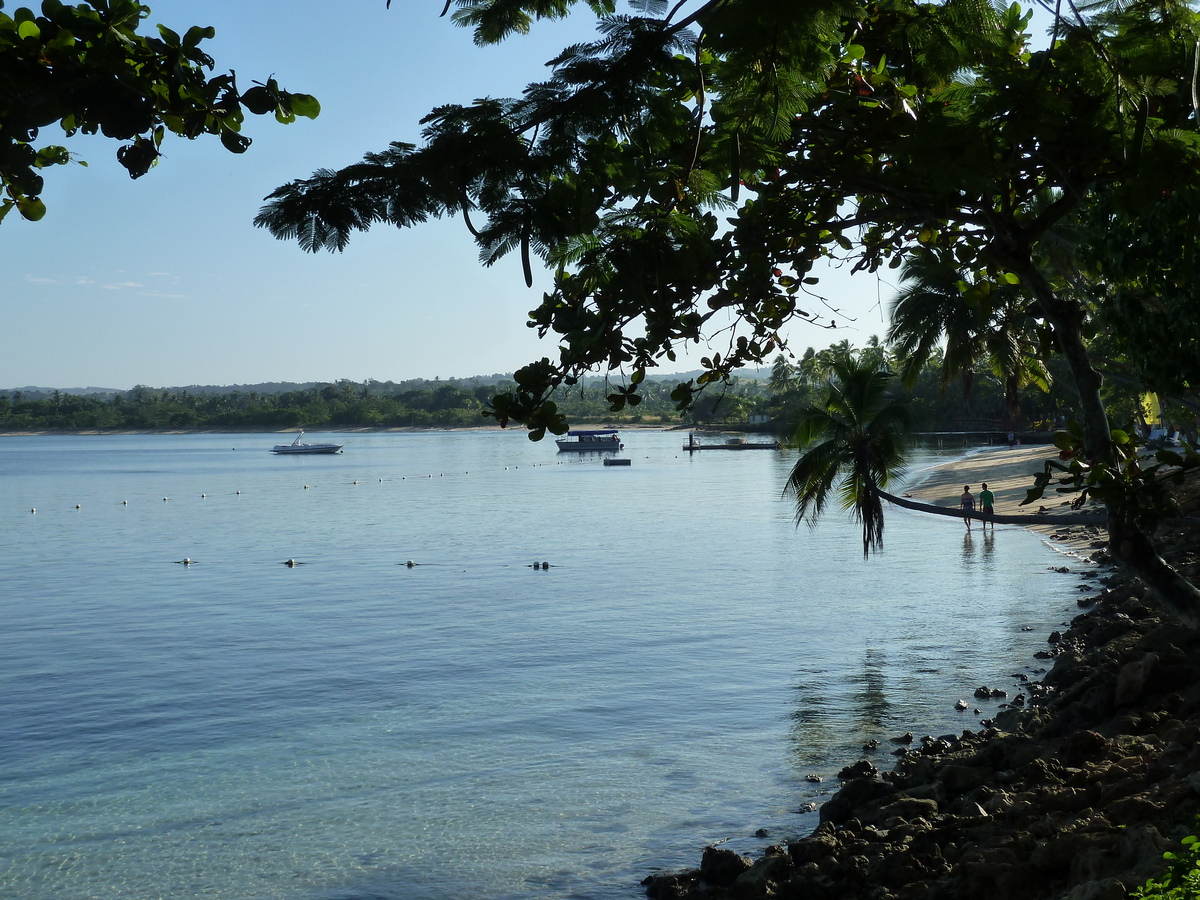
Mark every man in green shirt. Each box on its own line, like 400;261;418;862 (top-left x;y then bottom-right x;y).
979;483;996;531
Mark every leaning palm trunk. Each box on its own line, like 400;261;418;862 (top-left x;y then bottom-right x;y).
874;487;1106;527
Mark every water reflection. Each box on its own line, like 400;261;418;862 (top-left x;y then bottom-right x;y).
786;649;890;770
960;530;997;566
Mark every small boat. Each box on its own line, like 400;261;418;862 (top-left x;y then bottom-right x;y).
555;429;623;452
271;432;344;455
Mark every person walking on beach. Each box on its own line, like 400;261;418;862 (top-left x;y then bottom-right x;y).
960;485;976;530
979;482;995;531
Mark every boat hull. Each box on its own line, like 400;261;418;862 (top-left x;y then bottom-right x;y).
271;444;343;454
556;441;622;452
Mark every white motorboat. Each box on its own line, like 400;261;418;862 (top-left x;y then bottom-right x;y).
555;429;623;452
271;432;344;454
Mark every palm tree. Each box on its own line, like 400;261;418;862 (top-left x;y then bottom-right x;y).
785;357;912;556
887;255;1051;422
769;353;798;395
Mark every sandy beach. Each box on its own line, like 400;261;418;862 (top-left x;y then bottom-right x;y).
902;444;1106;535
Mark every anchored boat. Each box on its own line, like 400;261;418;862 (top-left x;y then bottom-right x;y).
271;432;344;455
555;429;623;452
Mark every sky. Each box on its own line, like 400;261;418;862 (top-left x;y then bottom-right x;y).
1;0;897;391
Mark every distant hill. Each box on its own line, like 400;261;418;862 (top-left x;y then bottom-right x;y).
3;386;124;399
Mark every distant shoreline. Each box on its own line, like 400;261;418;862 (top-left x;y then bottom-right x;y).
0;422;692;437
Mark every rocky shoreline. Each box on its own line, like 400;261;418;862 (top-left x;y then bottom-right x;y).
644;494;1200;900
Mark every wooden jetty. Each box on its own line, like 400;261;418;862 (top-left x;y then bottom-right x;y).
684;435;781;452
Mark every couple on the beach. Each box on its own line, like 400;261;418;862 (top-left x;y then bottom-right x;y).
960;484;994;531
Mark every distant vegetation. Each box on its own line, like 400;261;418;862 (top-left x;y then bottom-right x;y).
4;336;1147;436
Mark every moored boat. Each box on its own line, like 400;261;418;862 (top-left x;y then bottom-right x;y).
555;429;623;452
271;432;344;454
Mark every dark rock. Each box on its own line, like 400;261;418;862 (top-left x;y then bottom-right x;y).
837;760;878;781
643;871;699;899
1057;729;1109;765
732;848;794;896
699;846;752;886
1115;653;1158;706
941;764;994;794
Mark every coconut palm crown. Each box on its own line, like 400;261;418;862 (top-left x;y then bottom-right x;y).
785;358;913;557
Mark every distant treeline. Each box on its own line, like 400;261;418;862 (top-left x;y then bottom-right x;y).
0;378;697;431
0;341;1090;434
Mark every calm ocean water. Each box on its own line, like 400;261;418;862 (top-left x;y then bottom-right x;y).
0;431;1096;900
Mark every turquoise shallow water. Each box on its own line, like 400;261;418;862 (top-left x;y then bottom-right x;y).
0;431;1096;899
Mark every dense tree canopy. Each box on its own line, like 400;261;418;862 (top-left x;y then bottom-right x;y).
257;0;1199;433
0;0;318;222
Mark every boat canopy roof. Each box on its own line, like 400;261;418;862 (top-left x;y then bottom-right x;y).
566;429;619;436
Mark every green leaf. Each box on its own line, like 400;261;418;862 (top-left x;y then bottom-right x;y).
183;25;215;48
219;129;251;153
241;86;276;116
17;19;40;40
16;196;46;221
288;93;321;119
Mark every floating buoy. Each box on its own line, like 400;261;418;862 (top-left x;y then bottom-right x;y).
406;560;416;568
236;490;241;495
175;558;193;566
353;481;359;485
30;508;35;514
201;493;206;498
163;497;169;502
76;504;81;509
541;561;550;570
304;485;310;490
283;558;298;567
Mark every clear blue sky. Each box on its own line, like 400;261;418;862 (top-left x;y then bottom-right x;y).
1;1;898;391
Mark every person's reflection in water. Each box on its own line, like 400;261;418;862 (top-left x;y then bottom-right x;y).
962;530;975;562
